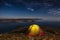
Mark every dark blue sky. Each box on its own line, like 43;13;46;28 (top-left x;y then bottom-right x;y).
0;0;60;21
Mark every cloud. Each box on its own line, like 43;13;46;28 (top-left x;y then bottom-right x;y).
27;8;34;11
42;16;60;21
48;8;60;16
4;3;12;7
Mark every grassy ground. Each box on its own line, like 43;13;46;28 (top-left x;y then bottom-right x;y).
0;26;60;40
0;32;60;40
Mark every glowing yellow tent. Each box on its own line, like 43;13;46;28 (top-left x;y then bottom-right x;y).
28;24;41;36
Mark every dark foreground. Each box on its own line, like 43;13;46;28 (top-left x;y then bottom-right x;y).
0;26;60;40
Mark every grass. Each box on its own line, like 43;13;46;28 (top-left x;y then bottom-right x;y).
0;32;59;40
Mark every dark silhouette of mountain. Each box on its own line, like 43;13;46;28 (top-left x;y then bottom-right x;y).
0;18;42;23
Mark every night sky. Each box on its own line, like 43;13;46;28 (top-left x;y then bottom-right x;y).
0;0;60;21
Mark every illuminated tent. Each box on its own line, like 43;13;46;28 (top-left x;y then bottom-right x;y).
27;24;44;37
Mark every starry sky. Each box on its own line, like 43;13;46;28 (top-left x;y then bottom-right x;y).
0;0;60;21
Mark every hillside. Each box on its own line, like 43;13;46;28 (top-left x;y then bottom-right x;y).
0;26;60;40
